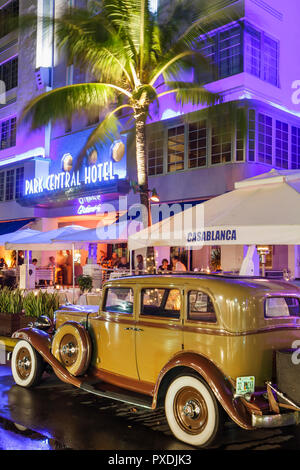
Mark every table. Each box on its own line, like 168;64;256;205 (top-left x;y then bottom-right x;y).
78;293;102;306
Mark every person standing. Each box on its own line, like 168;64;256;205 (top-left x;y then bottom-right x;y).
135;254;144;274
65;250;73;286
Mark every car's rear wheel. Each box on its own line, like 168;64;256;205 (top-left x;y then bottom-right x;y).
165;374;222;447
11;340;44;388
51;322;91;376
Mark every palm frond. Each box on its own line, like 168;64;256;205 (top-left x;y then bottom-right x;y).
20;83;123;130
158;83;220;107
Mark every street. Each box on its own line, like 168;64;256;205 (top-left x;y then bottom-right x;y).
0;360;300;451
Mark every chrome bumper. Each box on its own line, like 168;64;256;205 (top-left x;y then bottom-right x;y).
252;411;300;428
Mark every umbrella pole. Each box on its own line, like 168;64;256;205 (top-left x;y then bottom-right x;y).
72;243;75;303
130;249;132;275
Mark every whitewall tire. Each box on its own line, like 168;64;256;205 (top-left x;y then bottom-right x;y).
165;374;222;447
11;340;44;388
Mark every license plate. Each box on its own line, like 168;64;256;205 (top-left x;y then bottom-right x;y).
236;376;255;395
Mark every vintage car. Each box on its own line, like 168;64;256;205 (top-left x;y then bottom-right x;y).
10;274;300;447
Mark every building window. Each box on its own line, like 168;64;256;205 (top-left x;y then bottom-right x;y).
167;125;185;172
148;128;164;176
236;110;245;162
263;36;279;87
211;119;232;165
275;121;288;169
15;167;24;199
292;126;300;169
258;113;272;165
0;172;4;201
245;25;261;78
0;117;16;149
0;57;18;91
0;1;19;39
219;25;242;79
199;21;279;87
5;169;14;201
248;109;256;162
188;121;207;168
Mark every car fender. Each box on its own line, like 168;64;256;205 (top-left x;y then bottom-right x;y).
12;328;83;388
153;352;253;430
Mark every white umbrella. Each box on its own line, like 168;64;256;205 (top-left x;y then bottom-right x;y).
53;224;128;246
128;169;300;251
5;225;87;251
6;225;87;302
0;228;40;246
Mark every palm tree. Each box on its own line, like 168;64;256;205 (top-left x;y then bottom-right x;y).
21;0;232;226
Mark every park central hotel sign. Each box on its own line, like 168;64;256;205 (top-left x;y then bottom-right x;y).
25;160;115;196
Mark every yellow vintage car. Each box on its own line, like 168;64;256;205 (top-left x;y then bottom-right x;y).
10;274;300;447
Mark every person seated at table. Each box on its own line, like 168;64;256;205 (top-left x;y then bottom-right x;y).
108;252;120;269
32;259;38;266
0;258;7;269
158;258;172;273
117;256;130;270
172;256;187;272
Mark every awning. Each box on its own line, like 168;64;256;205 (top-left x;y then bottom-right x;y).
0;218;35;236
128;169;300;250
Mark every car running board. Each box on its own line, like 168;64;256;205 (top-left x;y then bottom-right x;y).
80;382;153;410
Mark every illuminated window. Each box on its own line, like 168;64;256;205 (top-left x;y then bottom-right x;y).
0;57;18;91
275;121;288;169
188;121;207;168
167;125;185;172
211;119;232;165
258;113;272;165
0;1;19;39
148;128;164;175
292;127;300;169
0;117;16;149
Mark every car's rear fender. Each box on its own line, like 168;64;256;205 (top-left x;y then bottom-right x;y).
12;328;83;388
153;352;253;430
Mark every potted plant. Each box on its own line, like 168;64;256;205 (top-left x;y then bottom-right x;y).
21;291;59;328
0;288;23;336
77;275;93;294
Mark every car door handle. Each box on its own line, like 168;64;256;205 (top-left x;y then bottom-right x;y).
124;327;135;331
124;327;144;332
134;328;144;332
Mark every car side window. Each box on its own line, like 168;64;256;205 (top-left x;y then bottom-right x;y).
265;297;300;318
188;290;217;323
103;287;134;315
141;288;181;319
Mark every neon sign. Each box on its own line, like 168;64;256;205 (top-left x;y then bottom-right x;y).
77;196;102;215
25;161;115;196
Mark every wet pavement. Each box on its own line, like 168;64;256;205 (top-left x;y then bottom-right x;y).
1;360;300;450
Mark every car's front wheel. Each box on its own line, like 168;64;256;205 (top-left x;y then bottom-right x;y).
165;374;222;447
11;340;44;388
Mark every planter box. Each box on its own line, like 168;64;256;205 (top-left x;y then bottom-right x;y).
19;315;37;329
0;313;21;337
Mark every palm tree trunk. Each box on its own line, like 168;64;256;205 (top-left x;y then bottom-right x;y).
135;113;151;228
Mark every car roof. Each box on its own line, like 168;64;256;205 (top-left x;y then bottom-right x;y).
104;274;300;296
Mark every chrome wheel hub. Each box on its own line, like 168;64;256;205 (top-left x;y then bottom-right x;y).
62;342;76;357
183;400;201;419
